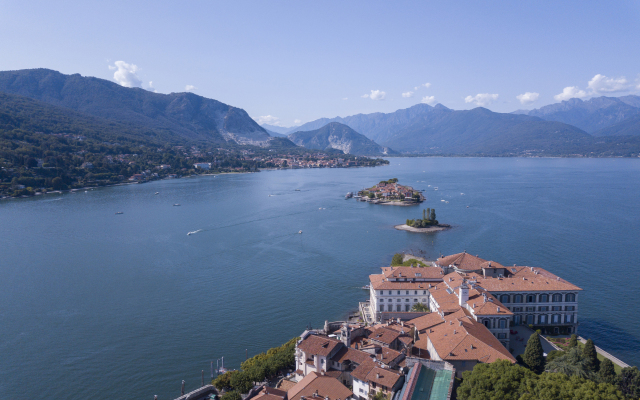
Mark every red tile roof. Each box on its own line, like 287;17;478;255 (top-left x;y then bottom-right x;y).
298;335;343;357
287;372;353;400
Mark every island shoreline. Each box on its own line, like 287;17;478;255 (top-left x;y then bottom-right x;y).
394;224;451;233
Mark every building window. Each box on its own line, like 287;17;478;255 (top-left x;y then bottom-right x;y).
406;299;409;302
397;299;401;302
552;294;562;302
389;291;392;295
406;291;409;295
565;306;575;311
527;315;534;325
414;298;418;302
539;306;548;312
514;315;522;325
527;295;536;303
380;306;384;311
397;305;401;312
526;306;535;312
552;306;562;311
498;333;506;339
380;299;384;302
423;290;427;295
388;305;393;311
552;314;560;323
500;294;510;303
514;295;523;303
405;305;410;311
565;314;573;323
414;291;418;295
566;293;575;302
397;291;400;295
422;298;427;302
483;320;490;328
539;315;547;324
499;320;506;328
539;294;549;302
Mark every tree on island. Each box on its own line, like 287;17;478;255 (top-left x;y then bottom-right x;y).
407;208;438;228
391;253;404;266
617;366;640;399
523;332;545;374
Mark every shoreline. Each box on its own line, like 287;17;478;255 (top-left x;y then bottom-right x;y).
394;224;451;233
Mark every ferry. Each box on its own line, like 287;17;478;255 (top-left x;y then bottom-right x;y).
345;192;353;199
173;203;181;206
115;212;123;215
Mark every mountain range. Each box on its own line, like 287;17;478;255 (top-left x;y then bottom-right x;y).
263;96;640;156
0;68;274;146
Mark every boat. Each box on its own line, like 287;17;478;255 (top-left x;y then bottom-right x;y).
362;284;371;290
298;230;303;234
155;192;159;195
345;192;353;199
434;187;439;191
173;204;181;206
295;189;301;191
115;212;123;215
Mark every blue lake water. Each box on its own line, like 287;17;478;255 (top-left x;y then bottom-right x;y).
1;157;639;399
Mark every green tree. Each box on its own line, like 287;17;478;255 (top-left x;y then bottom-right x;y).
583;339;600;373
457;360;536;400
523;333;545;374
213;371;234;390
229;370;254;393
221;391;242;400
430;208;436;222
368;192;374;199
617;366;640;399
545;347;593;379
546;350;564;364
391;253;404;266
599;358;617;384
568;334;578;348
411;303;429;312
372;390;387;400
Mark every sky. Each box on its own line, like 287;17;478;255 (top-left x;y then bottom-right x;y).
1;0;640;127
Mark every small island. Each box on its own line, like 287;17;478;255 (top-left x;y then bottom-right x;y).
395;207;451;232
357;178;424;205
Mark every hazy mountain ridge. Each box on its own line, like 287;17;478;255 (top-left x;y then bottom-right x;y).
0;68;271;145
287;122;392;155
517;96;640;134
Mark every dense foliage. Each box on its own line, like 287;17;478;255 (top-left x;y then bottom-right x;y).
410;303;429;312
212;337;297;393
406;208;438;227
457;360;625;400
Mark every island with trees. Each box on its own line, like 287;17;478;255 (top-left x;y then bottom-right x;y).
395;207;451;232
357;178;424;205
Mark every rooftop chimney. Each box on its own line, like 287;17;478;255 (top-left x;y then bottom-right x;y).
376;373;380;379
497;306;501;313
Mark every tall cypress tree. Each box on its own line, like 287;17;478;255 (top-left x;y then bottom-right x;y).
599;358;616;384
523;333;545;373
430;209;436;222
568;334;578;348
583;339;600;373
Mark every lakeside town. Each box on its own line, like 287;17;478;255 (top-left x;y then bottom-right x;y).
0;145;388;199
356;179;425;205
175;252;636;400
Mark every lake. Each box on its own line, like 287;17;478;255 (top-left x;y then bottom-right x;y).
1;157;639;399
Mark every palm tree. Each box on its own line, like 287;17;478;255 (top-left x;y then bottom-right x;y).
545;347;595;380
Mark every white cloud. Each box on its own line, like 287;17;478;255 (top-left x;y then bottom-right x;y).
423;83;431;88
516;92;540;105
369;90;386;100
464;93;499;107
554;86;587;101
361;94;369;98
402;91;414;98
147;81;157;93
342;97;348;100
256;115;282;126
293;119;301;125
185;85;196;92
421;96;436;105
109;61;142;88
587;74;631;94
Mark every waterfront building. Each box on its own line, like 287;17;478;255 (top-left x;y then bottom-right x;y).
369;252;581;337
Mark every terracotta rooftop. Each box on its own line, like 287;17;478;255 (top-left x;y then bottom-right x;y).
436;252;487;270
473;266;582;292
425;315;515;364
252;387;287;400
365;366;402;389
298;334;343;357
381;266;444;280
331;346;371;365
464;287;513;316
350;359;377;382
287;372;353;400
408;313;446;332
369;327;402;345
479;260;505;269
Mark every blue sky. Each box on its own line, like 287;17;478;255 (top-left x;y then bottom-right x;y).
1;0;640;127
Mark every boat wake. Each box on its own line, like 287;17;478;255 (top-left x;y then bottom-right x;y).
187;229;203;236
